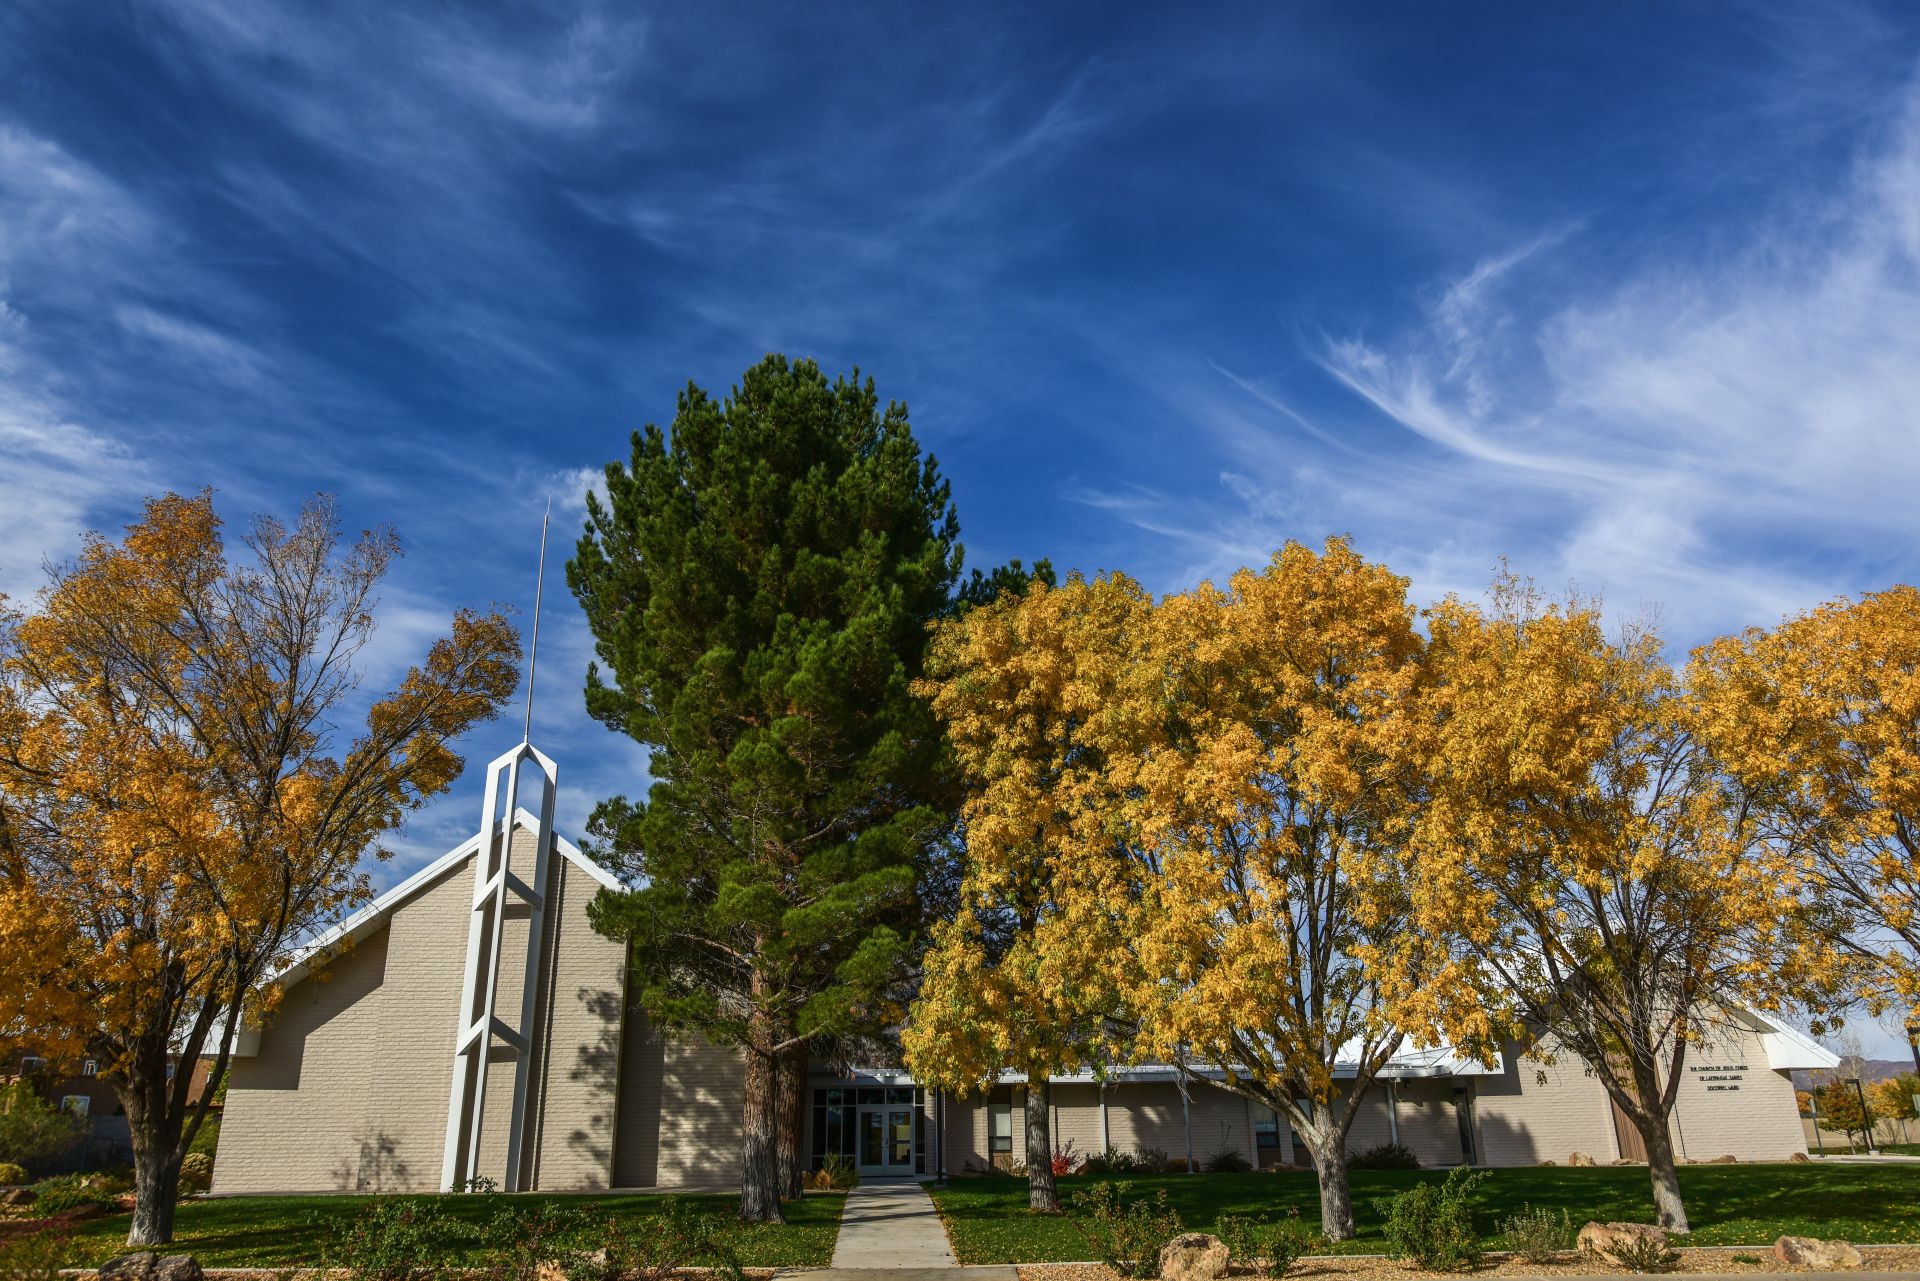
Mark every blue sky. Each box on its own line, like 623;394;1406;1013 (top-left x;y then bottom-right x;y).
5;4;1920;1050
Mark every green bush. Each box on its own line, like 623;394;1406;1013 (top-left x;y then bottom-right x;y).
178;1152;214;1194
1081;1147;1136;1176
187;1117;220;1159
320;1196;475;1281
1217;1207;1317;1279
1067;1181;1183;1279
0;1163;28;1187
1132;1147;1171;1174
1375;1166;1488;1272
480;1200;591;1281
1500;1205;1571;1262
1202;1147;1252;1174
0;1084;83;1169
29;1174;117;1217
1350;1142;1421;1170
568;1197;739;1281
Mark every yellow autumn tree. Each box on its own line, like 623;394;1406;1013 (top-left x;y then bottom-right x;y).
904;573;1151;1212
1410;582;1792;1233
1121;538;1466;1241
0;493;519;1244
1690;587;1920;1016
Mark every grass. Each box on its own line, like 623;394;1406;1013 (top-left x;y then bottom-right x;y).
928;1165;1920;1265
54;1190;846;1269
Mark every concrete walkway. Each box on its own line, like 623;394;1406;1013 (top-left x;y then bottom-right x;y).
803;1179;1014;1279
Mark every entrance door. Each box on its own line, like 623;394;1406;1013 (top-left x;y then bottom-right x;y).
857;1105;916;1176
1611;1098;1650;1162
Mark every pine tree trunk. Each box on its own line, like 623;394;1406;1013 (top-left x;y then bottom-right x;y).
1025;1079;1059;1213
777;1041;808;1200
739;1012;785;1224
1640;1116;1690;1233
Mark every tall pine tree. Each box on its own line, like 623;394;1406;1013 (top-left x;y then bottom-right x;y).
569;355;965;1222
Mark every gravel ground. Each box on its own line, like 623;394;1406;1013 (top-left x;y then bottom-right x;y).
1016;1245;1920;1281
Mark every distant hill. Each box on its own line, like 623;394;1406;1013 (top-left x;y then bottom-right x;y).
1792;1059;1915;1090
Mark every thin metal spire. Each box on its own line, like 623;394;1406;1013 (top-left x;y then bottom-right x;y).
522;497;551;743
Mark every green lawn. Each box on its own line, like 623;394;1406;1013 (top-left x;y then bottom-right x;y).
929;1165;1920;1265
56;1190;846;1269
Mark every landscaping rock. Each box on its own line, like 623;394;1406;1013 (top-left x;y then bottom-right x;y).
1774;1236;1864;1270
99;1252;159;1281
1536;1159;1556;1167
1567;1151;1596;1167
153;1257;204;1281
1159;1232;1231;1281
1708;1154;1738;1164
1608;1158;1638;1166
1788;1151;1812;1163
1578;1221;1668;1264
0;1187;35;1206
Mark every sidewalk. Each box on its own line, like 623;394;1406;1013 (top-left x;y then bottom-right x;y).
792;1178;1015;1280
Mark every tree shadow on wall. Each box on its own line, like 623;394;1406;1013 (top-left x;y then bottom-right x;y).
332;1129;412;1191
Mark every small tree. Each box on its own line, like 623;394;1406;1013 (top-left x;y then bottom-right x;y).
1868;1073;1917;1144
0;493;520;1244
1814;1078;1873;1150
0;1081;84;1170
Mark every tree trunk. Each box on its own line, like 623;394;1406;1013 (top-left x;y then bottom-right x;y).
1025;1079;1059;1213
128;1154;182;1247
1297;1098;1359;1244
739;1013;784;1224
777;1041;808;1200
1638;1112;1690;1233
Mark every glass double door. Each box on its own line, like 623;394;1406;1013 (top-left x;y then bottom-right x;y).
857;1105;915;1175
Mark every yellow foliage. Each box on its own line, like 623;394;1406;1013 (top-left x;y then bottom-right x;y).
0;493;518;1173
1691;587;1920;1012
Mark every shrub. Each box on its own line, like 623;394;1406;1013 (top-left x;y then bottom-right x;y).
1606;1237;1680;1274
0;1163;28;1187
1052;1140;1082;1176
0;1227;69;1281
1133;1147;1171;1174
1350;1142;1421;1170
320;1196;475;1281
1499;1205;1571;1263
28;1175;116;1218
481;1200;594;1281
178;1152;214;1194
1202;1147;1252;1174
0;1084;83;1170
807;1154;859;1191
570;1199;721;1281
1217;1207;1316;1279
187;1116;221;1159
1375;1166;1487;1272
1067;1181;1184;1279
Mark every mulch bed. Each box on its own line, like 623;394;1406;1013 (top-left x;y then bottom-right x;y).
1017;1246;1920;1280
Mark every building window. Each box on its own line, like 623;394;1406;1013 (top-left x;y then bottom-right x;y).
61;1096;90;1118
1253;1106;1280;1150
989;1102;1012;1154
82;1060;97;1077
810;1088;856;1170
20;1056;46;1074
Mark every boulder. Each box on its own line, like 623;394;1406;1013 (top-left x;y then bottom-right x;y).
1787;1151;1812;1163
153;1257;204;1281
99;1252;159;1281
1707;1154;1738;1164
1609;1158;1639;1167
1159;1232;1231;1281
1567;1151;1597;1167
1774;1236;1863;1270
1536;1159;1557;1167
1578;1222;1668;1265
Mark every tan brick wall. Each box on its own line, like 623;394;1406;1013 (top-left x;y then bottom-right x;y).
1470;1042;1618;1167
1668;1026;1807;1162
216;828;627;1194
